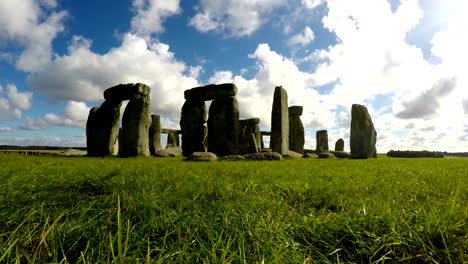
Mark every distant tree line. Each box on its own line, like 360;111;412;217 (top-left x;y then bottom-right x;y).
387;150;445;158
0;145;86;151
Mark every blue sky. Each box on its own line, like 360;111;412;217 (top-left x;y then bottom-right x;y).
0;0;467;152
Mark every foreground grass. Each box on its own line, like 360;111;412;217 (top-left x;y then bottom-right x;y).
0;154;466;263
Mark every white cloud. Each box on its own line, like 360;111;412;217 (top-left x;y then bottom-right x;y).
0;84;33;121
288;26;315;46
0;127;13;132
189;0;288;37
0;0;67;72
28;33;199;122
131;0;180;37
7;84;33;110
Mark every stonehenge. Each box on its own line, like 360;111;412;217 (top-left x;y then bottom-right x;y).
181;83;239;157
85;82;378;160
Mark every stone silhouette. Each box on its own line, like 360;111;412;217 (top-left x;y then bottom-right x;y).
180;100;207;156
288;106;304;153
148;114;161;155
335;138;344;151
350;104;377;159
239;118;261;154
271;86;289;155
86;83;151;157
316;130;329;152
208;96;240;156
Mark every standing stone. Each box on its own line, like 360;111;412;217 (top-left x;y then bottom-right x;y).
120;94;151;157
335;138;344;151
208;96;239;156
86;100;122;156
316;130;329;153
149;114;161;155
271;86;289;155
247;133;260;153
239;118;261;152
167;131;178;148
180;100;207;156
289;106;305;154
350;104;377;159
86;107;99;156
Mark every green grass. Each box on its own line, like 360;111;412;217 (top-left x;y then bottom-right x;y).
0;154;466;263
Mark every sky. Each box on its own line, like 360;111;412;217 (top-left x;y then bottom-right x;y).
0;0;467;152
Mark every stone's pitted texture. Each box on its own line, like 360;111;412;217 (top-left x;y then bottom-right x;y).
184;83;238;101
316;130;329;152
350;104;377;159
288;105;305;154
120;94;151;157
104;83;150;101
154;147;182;157
335;138;344;151
149;114;161;155
180;100;207;157
319;152;335;159
244;152;282;161
288;106;303;116
167;131;179;148
271;86;289;155
186;152;217;161
330;150;351;159
208;96;240;156
247;133;260;154
302;153;318;158
86;100;122;156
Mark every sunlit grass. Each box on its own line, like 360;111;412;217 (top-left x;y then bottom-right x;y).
0;154;466;263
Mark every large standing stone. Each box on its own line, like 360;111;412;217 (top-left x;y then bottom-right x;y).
166;131;178;148
184;83;238;101
208;96;239;156
239;118;261;152
120;94;151;157
335;138;344;151
180;100;207;156
350;104;377;159
149;114;161;155
316;130;329;152
289;106;304;154
86;100;122;156
271;86;289;155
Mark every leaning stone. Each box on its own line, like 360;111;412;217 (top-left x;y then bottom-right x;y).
316;130;329;152
335;138;344;151
104;83;151;101
271;86;289;155
302;153;318;158
350;104;377;159
288;106;303;116
221;155;246;161
329;150;351;159
120;94;151;157
186;152;217;161
154;147;182;157
289;105;305;153
184;83;238;101
318;152;335;159
180;99;207;157
208;96;240;156
149;114;161;155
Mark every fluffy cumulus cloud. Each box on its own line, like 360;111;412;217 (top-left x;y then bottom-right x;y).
189;0;288;37
288;26;315;46
131;0;180;37
0;0;67;72
0;84;33;122
28;33;199;120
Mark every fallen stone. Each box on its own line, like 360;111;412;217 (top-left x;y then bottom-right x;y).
285;150;303;158
221;155;246;161
244;152;282;161
104;83;151;101
186;152;217;161
271;86;289;155
335;138;344;151
329;150;351;159
302;153;318;158
154;147;183;157
184;83;238;101
318;152;335;159
350;104;377;159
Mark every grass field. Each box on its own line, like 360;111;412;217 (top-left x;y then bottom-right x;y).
0;153;466;263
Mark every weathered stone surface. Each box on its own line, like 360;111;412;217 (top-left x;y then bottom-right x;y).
120;94;151;157
316;130;329;152
244;152;282;161
247;133;260;153
239;119;261;152
271;86;289;155
302;153;318;158
350;104;377;159
288;106;303;116
86;100;121;157
208;96;240;156
104;83;150;101
221;155;246;161
180;100;207;157
167;131;179;148
149;114;161;155
154;147;183;157
335;138;344;151
318;152;335;159
285;150;303;158
329;150;351;159
184;83;238;101
186;152;217;161
289;106;304;154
